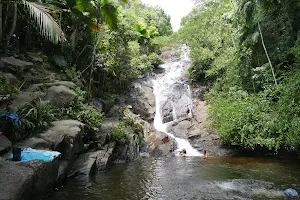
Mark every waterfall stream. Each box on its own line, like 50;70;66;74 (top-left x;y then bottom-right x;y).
153;45;202;157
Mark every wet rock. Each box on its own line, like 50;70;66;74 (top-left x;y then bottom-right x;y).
169;120;193;139
96;142;116;170
68;152;98;177
45;85;76;108
0;135;11;154
161;102;174;123
139;152;150;158
8;91;44;112
113;141;140;163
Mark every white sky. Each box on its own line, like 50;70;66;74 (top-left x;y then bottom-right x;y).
141;0;195;32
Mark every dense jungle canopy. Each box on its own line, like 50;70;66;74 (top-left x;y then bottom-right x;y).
171;0;300;153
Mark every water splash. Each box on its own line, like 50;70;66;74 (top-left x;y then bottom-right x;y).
153;45;202;157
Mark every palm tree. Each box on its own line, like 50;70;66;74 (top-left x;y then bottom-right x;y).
0;0;66;45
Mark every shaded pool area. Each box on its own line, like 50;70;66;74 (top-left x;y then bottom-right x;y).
44;156;300;200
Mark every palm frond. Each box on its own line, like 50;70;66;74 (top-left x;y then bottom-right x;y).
23;1;66;44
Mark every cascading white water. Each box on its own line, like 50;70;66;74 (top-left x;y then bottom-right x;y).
153;45;202;157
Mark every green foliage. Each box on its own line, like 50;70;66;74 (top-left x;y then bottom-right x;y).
15;98;55;141
58;88;104;132
147;52;164;68
0;73;18;96
177;0;300;153
112;121;131;144
112;105;144;145
89;1;172;92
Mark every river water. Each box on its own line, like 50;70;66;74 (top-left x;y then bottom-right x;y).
45;156;300;200
44;46;300;200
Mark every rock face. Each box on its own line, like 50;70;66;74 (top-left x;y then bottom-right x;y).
28;81;76;92
8;91;44;112
187;85;235;156
16;120;85;160
0;159;59;200
0;135;11;154
1;57;33;68
68;142;115;177
45;85;76;108
126;79;155;122
0;120;91;200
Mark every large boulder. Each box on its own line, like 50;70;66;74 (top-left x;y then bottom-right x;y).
1;57;33;70
97;119;119;145
28;81;76;92
96;142;115;170
16;120;85;160
45;85;76;108
0;135;11;155
0;159;59;200
123;109;175;157
125;79;156;122
68;142;116;177
167;120;193;139
8;91;43;112
112;141;139;163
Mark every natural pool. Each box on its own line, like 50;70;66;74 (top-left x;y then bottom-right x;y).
44;156;300;200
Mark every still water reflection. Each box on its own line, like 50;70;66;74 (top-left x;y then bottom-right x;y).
44;156;300;200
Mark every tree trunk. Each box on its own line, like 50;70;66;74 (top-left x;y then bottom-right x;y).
258;22;277;87
3;4;9;33
88;26;105;97
0;3;3;45
6;3;17;46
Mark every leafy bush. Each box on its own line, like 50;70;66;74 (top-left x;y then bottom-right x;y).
112;106;144;145
0;73;18;96
112;121;131;144
208;90;281;151
147;53;164;68
14;98;55;141
58;88;104;132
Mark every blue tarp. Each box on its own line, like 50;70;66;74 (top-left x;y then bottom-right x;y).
1;112;19;123
9;148;61;162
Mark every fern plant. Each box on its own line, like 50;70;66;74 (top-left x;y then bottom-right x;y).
16;98;56;140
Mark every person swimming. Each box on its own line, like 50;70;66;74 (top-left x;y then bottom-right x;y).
202;150;208;159
177;148;187;157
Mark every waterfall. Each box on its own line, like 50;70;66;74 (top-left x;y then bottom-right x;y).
153;45;202;157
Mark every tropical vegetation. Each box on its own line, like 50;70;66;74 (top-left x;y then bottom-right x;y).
0;0;172;141
173;0;300;153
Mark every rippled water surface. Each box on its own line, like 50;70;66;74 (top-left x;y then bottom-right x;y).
44;156;300;200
